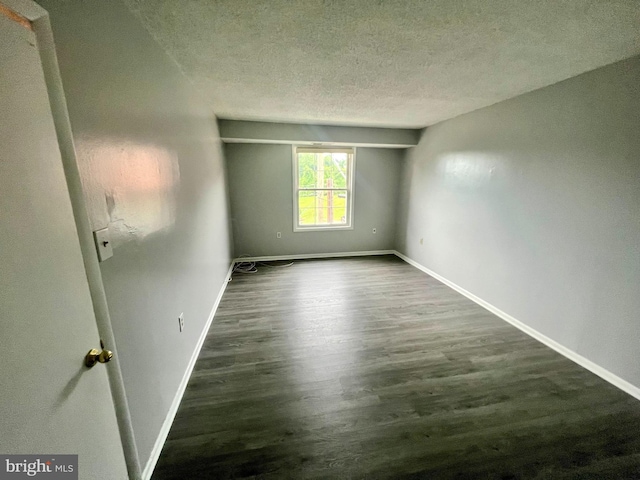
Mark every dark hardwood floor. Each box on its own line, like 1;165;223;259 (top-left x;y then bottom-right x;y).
152;255;640;479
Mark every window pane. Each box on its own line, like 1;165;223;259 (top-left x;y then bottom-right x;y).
312;191;327;225
331;153;348;189
295;148;352;229
313;153;333;189
298;190;315;225
299;207;314;225
322;154;334;188
298;190;348;226
330;190;347;224
298;153;317;188
312;153;348;188
298;152;350;189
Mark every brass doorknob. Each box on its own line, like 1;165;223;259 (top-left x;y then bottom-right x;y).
85;341;113;368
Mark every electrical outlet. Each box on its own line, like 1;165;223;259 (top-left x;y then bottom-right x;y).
372;228;377;234
178;313;184;332
276;232;281;239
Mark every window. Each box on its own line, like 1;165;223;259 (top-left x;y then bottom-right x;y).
293;146;355;231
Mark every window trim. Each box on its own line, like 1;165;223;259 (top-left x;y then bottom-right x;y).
292;145;356;232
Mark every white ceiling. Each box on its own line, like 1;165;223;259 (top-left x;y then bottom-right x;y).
123;0;640;128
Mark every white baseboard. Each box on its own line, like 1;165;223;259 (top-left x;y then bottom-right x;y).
234;249;395;264
142;261;235;480
393;250;640;402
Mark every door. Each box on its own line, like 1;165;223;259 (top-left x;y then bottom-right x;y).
0;7;128;479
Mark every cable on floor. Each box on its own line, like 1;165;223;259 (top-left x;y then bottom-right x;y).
229;253;293;281
230;255;294;280
232;254;257;275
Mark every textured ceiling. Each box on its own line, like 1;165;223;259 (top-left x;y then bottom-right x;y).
122;0;640;128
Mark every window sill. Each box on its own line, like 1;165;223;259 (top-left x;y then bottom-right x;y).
293;225;354;232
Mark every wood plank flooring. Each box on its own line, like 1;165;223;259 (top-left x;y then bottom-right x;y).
152;255;640;479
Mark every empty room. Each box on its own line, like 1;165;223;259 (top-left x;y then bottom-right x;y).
1;0;640;479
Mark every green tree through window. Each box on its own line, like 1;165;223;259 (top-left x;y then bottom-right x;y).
294;147;354;230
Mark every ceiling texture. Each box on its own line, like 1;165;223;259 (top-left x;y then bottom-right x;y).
123;0;640;128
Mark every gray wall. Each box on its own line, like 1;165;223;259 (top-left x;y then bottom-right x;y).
397;55;640;389
226;144;402;256
40;0;233;468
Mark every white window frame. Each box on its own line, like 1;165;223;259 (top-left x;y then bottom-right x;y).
292;146;356;232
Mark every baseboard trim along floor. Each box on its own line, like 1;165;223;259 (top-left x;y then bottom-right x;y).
233;250;395;264
142;261;235;480
393;250;640;402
